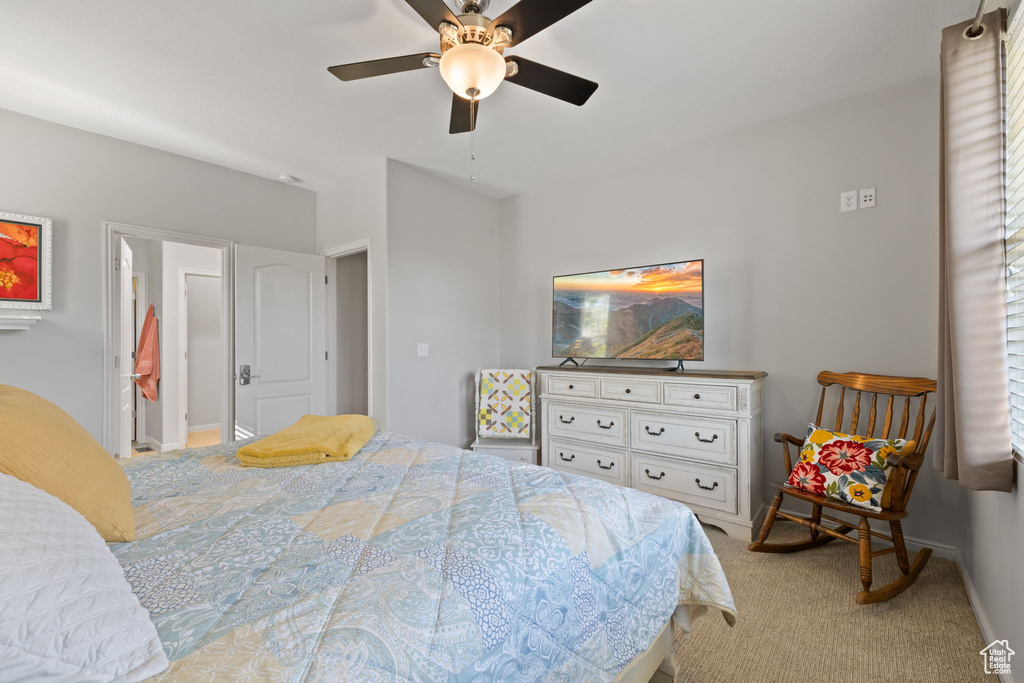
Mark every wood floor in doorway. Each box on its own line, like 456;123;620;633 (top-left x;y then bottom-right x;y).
131;428;221;456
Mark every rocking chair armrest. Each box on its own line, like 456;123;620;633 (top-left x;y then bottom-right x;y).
890;451;926;471
774;433;803;447
774;432;804;473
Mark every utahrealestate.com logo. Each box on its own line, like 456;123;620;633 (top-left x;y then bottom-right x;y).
980;640;1014;676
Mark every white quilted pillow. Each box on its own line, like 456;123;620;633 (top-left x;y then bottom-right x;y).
0;473;168;682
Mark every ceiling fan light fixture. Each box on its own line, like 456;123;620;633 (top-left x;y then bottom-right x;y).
439;43;506;100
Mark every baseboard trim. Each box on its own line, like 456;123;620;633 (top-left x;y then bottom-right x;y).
776;505;957;560
148;439;182;453
905;534;956;561
957;553;1013;683
188;423;220;433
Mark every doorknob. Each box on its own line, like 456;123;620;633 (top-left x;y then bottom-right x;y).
239;365;260;385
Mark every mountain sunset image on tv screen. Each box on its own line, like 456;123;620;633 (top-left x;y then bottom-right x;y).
552;260;704;360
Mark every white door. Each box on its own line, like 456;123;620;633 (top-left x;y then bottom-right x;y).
117;237;134;458
234;245;327;439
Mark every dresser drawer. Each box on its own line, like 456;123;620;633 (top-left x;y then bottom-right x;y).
632;454;737;514
546;375;598;399
630;411;737;465
663;383;737;411
546;401;627;447
548;439;627;485
600;378;660;404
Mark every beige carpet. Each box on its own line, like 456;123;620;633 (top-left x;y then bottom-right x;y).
671;523;988;682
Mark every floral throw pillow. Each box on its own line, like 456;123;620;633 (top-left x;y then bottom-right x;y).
786;424;915;511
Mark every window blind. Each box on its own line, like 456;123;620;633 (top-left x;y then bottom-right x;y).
1006;10;1024;452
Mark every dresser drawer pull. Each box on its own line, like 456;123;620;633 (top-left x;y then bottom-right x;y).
694;393;701;399
559;452;575;462
596;419;615;430
694;431;718;444
645;469;666;480
559;415;575;424
596;459;615;470
625;388;632;394
644;425;666;436
695;478;718;491
568;384;574;389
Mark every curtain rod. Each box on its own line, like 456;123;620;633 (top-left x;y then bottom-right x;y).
968;0;989;37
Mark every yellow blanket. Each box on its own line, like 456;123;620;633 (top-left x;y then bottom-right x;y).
237;414;375;468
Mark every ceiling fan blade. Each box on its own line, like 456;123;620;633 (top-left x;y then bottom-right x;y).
405;0;463;32
505;57;598;106
449;94;479;134
489;0;594;47
328;53;439;81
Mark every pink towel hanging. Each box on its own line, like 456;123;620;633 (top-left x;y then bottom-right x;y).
134;304;160;401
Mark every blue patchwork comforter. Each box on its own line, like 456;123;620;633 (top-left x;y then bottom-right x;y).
112;431;734;681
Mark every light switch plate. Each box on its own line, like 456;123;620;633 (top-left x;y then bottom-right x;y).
417;343;429;357
841;191;858;213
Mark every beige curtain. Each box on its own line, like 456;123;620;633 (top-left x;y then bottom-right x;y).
936;8;1013;491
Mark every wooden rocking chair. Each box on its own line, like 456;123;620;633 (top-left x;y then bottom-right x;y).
748;371;937;604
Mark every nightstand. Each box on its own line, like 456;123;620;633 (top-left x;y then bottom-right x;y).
470;437;539;465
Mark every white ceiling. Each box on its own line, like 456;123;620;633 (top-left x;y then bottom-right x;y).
0;0;981;198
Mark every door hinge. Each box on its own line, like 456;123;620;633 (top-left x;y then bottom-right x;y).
185;413;188;421
325;351;329;361
114;355;120;368
132;409;137;418
131;351;136;360
325;275;328;285
114;256;121;271
184;351;188;360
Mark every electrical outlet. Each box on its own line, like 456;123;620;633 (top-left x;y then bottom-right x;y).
840;191;858;213
859;188;876;209
417;343;429;357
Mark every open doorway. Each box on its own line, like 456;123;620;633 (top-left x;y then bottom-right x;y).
109;229;230;457
181;272;223;449
325;239;372;418
334;251;369;414
107;222;337;457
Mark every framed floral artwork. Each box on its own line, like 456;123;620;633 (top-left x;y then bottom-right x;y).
0;212;52;310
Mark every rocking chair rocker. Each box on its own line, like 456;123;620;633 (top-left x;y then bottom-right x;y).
748;371;937;604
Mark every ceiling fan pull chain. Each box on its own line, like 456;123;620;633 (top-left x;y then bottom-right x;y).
469;91;477;181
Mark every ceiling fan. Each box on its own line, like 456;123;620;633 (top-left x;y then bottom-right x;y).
328;0;598;134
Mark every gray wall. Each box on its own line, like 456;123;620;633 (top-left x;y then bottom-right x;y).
185;274;222;431
387;160;500;447
336;252;368;415
0;107;316;442
317;159;389;424
496;76;959;547
958;464;1024;670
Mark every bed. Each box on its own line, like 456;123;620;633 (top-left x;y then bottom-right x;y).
111;430;735;681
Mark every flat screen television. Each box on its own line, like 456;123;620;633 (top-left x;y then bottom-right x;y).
552;259;704;361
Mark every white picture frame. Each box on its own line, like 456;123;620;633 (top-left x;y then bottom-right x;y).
0;211;52;311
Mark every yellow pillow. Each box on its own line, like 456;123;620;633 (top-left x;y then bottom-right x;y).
0;385;135;542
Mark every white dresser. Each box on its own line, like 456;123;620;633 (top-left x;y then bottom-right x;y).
537;366;767;541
